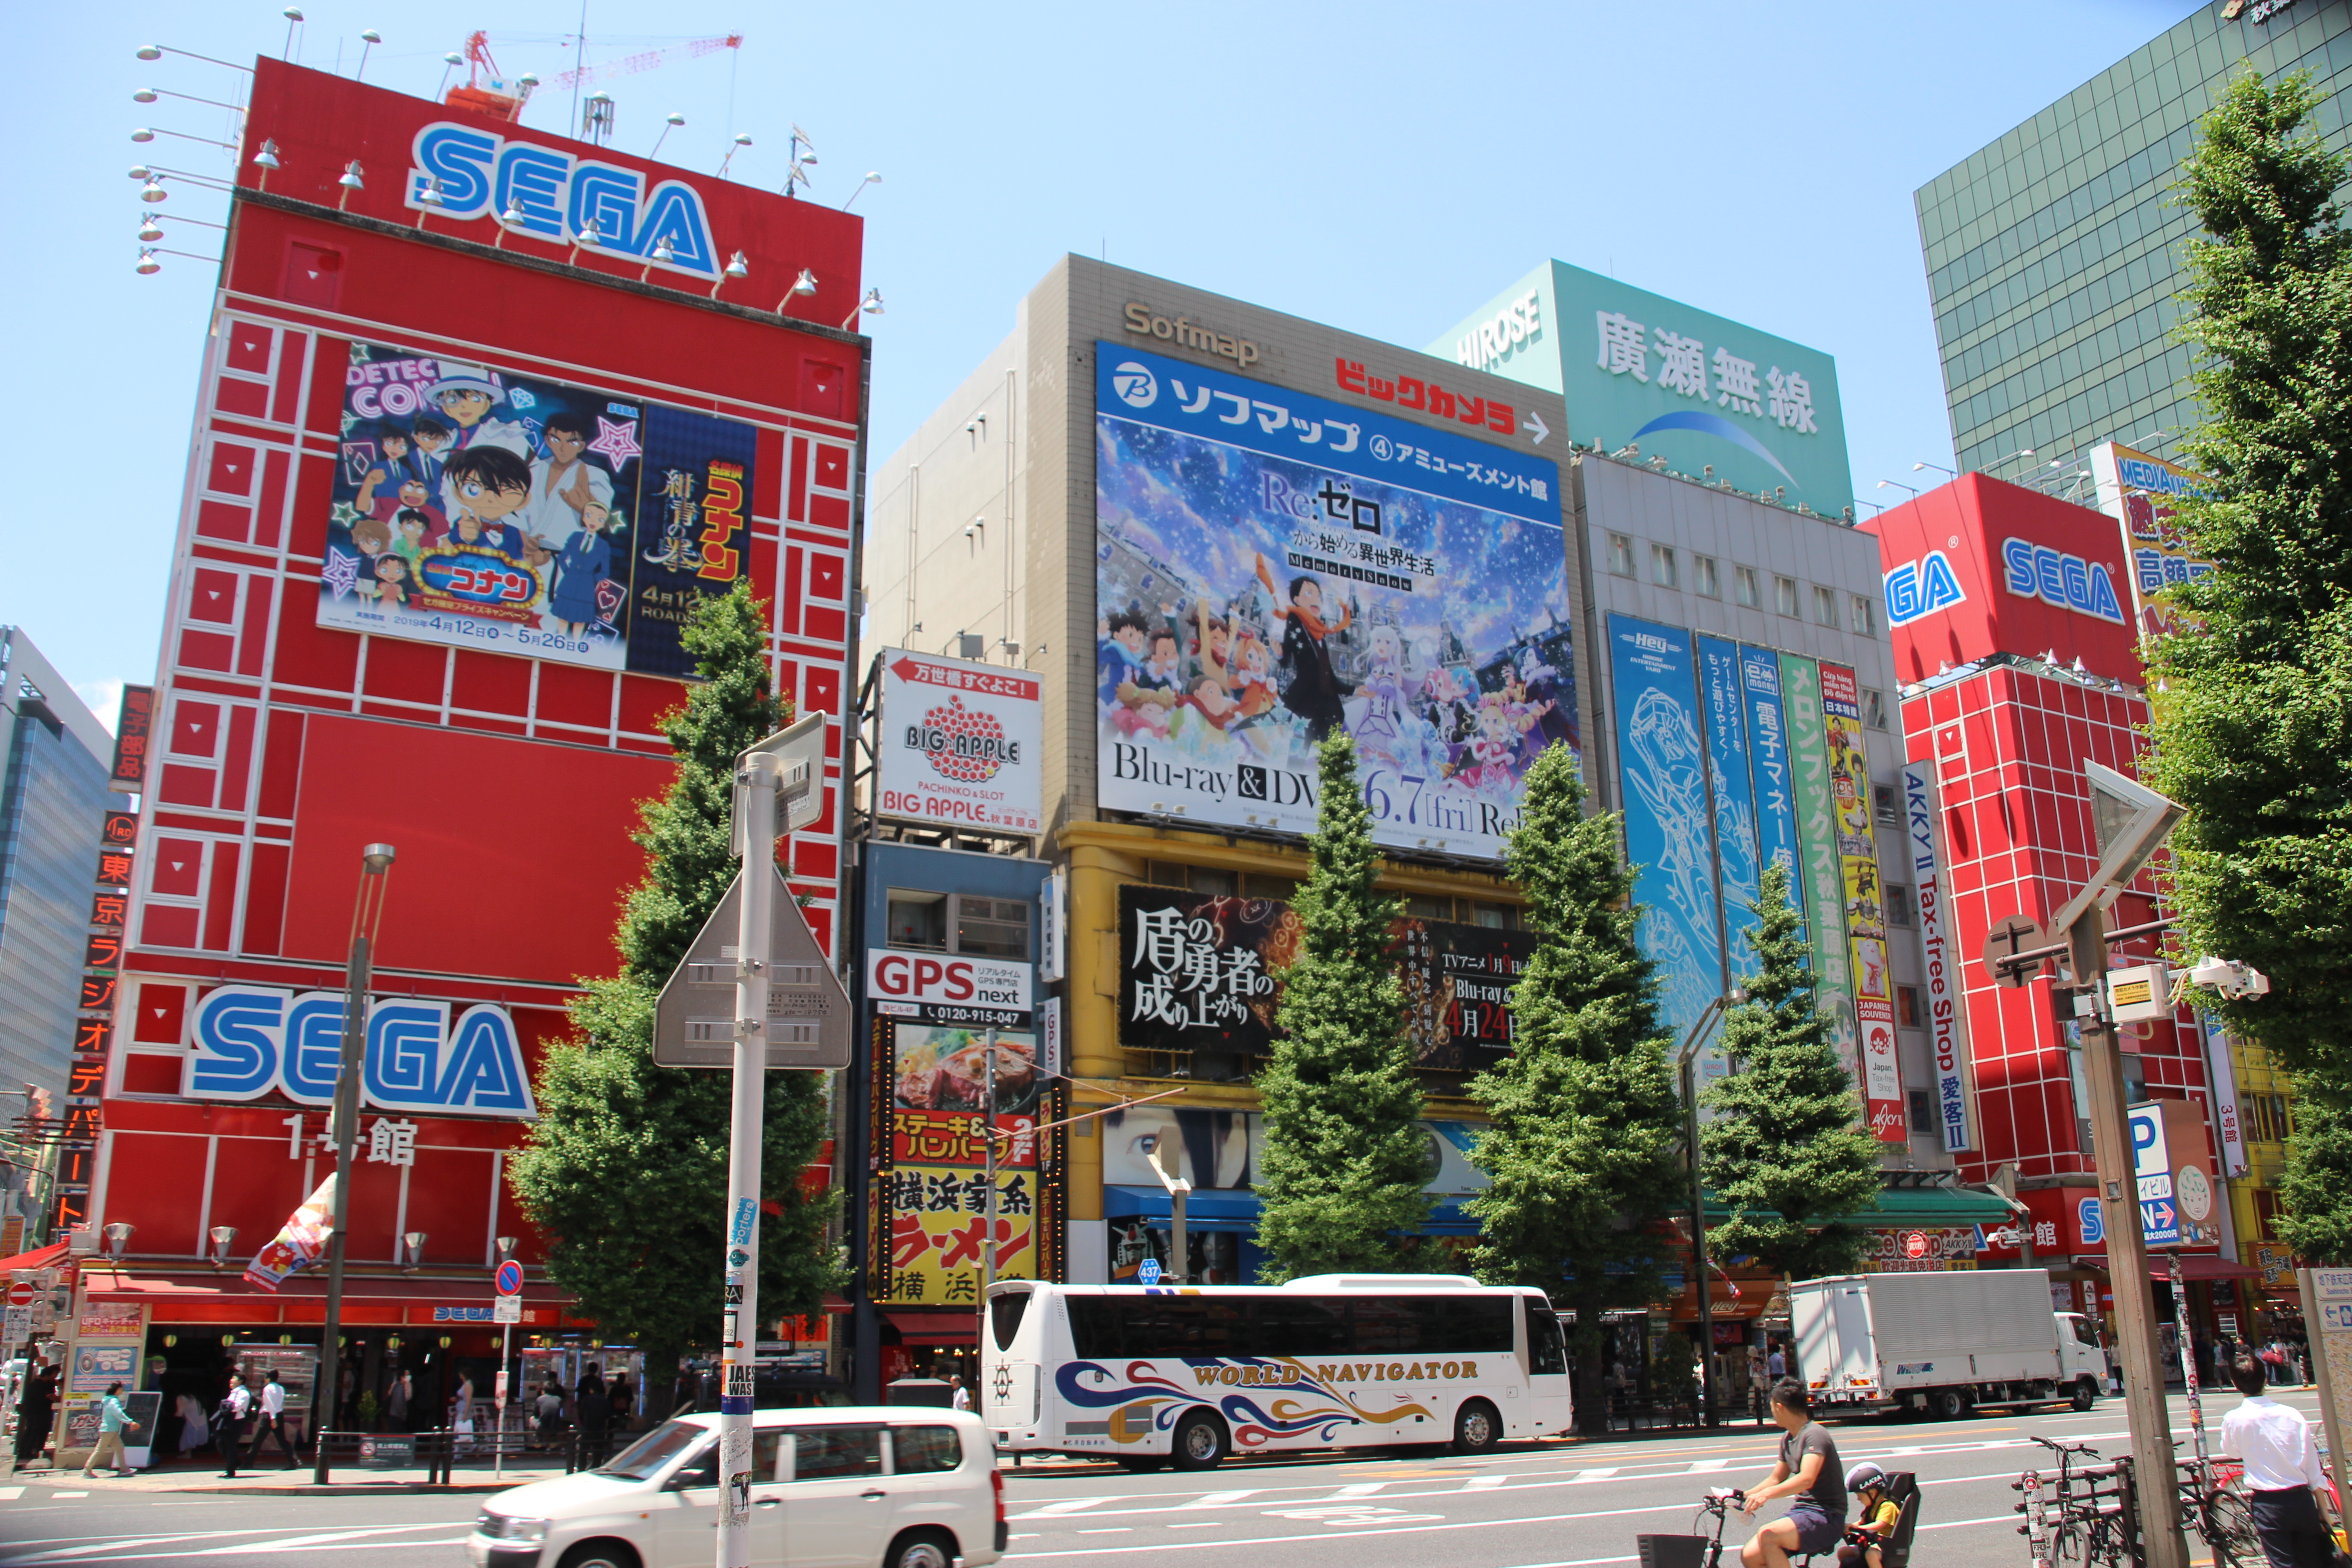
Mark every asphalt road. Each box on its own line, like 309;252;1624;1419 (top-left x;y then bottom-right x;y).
0;1389;2316;1568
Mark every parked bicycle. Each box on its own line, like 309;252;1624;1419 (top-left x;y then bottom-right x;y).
2014;1436;2134;1568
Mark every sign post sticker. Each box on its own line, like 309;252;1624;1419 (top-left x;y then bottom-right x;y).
492;1294;522;1325
321;340;758;681
875;652;1044;835
1093;341;1572;863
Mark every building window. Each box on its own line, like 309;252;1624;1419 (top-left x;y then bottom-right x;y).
1404;895;1451;921
1851;593;1877;637
886;890;948;950
1872;784;1899;827
889;889;1029;959
1907;1089;1934;1134
1865;689;1889;730
1146;860;1190;887
1886;882;1916;929
1187;866;1237;898
1735;566;1762;608
1246;872;1301;903
1650;544;1678;589
1813;585;1838;626
1896;984;1924;1029
2244;1093;2295;1145
1693;556;1720;598
1466;900;1519;929
1775;576;1800;617
1608;533;1637;577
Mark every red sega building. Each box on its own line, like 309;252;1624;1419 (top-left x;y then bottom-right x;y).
1863;474;2245;1320
78;58;864;1430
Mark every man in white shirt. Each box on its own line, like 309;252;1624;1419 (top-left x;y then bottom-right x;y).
218;1376;254;1478
246;1372;297;1470
2220;1354;2332;1568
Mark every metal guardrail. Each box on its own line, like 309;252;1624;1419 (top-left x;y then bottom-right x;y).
312;1428;457;1485
312;1425;620;1484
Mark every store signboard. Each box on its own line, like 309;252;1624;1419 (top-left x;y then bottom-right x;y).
873;651;1044;835
1779;654;1857;1083
1739;647;1808;937
2089;441;2216;638
1607;616;1724;1050
1901;763;1970;1151
1696;635;1763;983
1093;342;1573;862
322;340;758;679
1821;663;1903;1143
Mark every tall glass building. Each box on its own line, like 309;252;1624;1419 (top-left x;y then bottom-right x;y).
1917;0;2352;487
0;628;115;1103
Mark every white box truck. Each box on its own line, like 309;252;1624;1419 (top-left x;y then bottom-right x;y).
1789;1270;2108;1418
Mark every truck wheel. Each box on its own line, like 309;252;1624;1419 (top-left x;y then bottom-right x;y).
1453;1399;1502;1454
1171;1409;1228;1471
1929;1389;1964;1420
2072;1377;2098;1411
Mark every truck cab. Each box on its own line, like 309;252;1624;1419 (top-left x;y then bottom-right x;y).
2056;1311;2108;1398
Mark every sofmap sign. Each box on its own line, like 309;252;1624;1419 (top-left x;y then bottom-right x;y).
185;986;535;1117
1431;260;1851;516
407;122;719;281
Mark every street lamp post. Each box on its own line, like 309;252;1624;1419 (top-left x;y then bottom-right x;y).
314;843;393;1480
1675;991;1743;1429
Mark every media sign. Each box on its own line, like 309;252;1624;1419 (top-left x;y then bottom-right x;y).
322;340;756;679
1093;343;1573;862
873;651;1043;835
185;986;536;1117
1432;260;1852;517
2088;441;2217;638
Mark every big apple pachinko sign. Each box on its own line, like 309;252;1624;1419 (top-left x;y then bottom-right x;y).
873;651;1043;835
1093;343;1573;861
323;341;756;678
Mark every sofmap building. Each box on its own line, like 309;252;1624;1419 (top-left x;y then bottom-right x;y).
1917;0;2352;484
857;259;2006;1394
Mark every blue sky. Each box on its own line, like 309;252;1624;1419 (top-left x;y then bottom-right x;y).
0;0;2197;726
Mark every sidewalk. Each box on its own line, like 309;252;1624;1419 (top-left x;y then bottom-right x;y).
6;1459;568;1495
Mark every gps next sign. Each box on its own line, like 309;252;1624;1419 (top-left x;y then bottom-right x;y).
1432;260;1851;518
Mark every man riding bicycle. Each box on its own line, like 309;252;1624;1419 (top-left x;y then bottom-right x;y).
1740;1378;1849;1568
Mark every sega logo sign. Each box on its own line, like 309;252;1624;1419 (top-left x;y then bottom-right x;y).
2000;537;2126;624
865;951;1032;1012
186;985;535;1117
407;123;717;280
1883;550;1966;627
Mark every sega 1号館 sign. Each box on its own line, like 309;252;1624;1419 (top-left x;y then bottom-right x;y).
185;985;535;1116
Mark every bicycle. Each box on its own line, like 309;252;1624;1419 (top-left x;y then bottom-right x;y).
2015;1436;2134;1568
2177;1451;2255;1568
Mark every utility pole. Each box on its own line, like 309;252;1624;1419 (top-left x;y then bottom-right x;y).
315;842;394;1480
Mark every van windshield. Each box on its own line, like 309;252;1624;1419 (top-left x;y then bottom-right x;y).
597;1420;707;1481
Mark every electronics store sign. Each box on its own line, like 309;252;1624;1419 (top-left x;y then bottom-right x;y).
185;986;535;1117
407;123;720;281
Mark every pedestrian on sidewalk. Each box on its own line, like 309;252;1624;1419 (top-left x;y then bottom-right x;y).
246;1372;296;1469
575;1373;610;1470
81;1383;139;1478
217;1376;254;1477
15;1359;56;1469
384;1372;410;1432
2221;1353;2333;1568
452;1372;475;1455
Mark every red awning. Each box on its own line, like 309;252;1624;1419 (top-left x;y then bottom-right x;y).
887;1311;977;1346
79;1264;577;1328
2075;1254;2259;1282
0;1241;70;1274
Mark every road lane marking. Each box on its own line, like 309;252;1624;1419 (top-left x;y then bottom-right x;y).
1166;1523;1222;1529
1684;1460;1735;1473
1331;1483;1386;1497
0;1490;20;1502
1182;1490;1258;1507
1578;1468;1617;1479
1466;1475;1508;1489
1012;1498;1115;1518
1076;1529;1132;1534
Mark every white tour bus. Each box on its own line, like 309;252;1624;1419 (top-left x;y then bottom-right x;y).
979;1274;1571;1470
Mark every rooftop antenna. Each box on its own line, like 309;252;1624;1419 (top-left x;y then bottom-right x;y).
582;90;614;146
783;124;816;198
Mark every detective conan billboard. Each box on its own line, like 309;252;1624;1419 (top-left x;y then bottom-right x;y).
323;341;756;678
1094;344;1574;861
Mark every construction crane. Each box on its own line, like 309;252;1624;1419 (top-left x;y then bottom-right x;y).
443;30;538;122
558;33;741;91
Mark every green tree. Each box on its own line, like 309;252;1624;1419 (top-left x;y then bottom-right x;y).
2149;70;2352;1255
1699;863;1882;1283
1252;731;1432;1280
1462;744;1684;1414
509;584;841;1381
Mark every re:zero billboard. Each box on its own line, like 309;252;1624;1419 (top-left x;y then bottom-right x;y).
321;341;757;679
1093;343;1574;861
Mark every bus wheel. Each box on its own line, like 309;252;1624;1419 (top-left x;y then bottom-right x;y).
1452;1400;1501;1454
1171;1410;1229;1471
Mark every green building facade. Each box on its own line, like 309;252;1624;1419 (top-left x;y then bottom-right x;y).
1917;0;2352;487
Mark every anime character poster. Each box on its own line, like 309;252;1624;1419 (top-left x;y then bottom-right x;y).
1607;615;1723;1054
1778;654;1861;1098
1093;344;1573;862
321;341;755;679
1696;635;1763;986
1820;663;1905;1143
1739;646;1808;938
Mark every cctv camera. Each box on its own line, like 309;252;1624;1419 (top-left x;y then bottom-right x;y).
2190;956;2270;999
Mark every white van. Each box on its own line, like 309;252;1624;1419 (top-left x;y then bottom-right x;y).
469;1406;1006;1568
